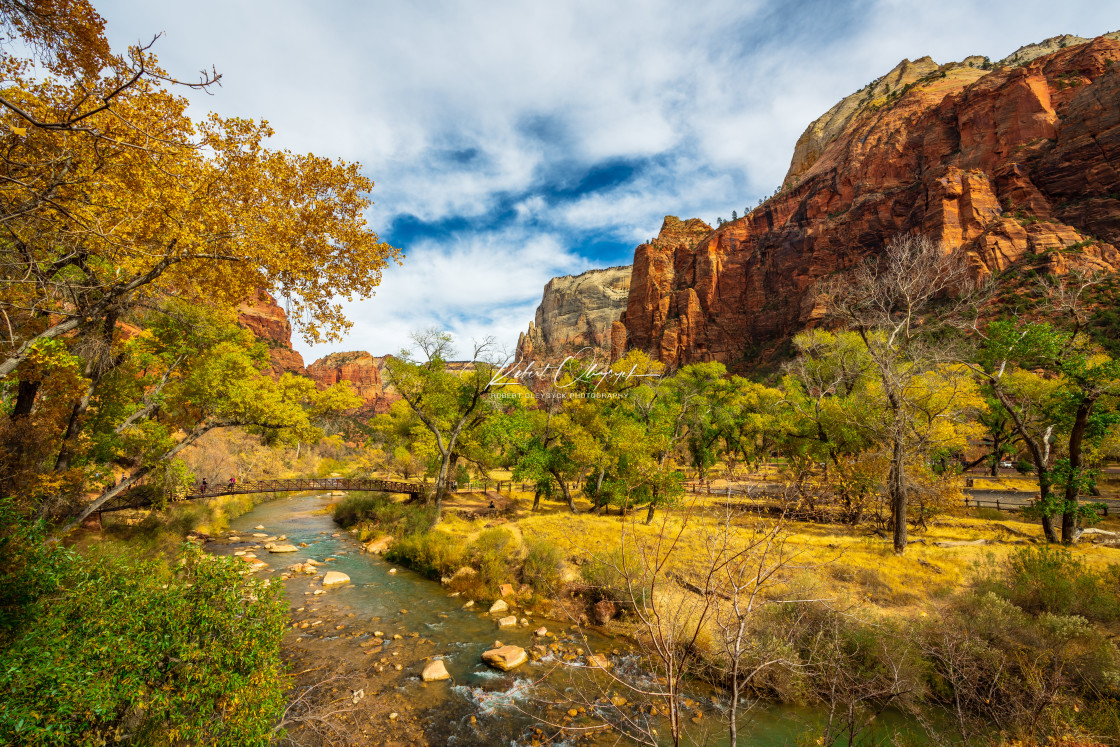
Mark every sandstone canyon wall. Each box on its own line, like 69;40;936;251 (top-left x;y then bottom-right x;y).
621;33;1120;368
306;351;398;416
236;288;307;377
516;266;633;361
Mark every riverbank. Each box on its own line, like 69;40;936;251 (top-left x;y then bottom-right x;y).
336;490;1120;745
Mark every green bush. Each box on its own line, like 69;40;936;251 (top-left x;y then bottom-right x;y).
469;527;515;592
521;539;563;593
0;501;71;645
977;545;1120;623
0;540;287;746
580;545;647;605
386;530;465;580
333;492;434;536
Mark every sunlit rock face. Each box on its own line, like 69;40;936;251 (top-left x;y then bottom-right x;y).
306;351;398;416
516;266;633;362
621;33;1120;369
237;288;306;378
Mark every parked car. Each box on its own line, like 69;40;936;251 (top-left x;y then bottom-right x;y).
999;460;1013;469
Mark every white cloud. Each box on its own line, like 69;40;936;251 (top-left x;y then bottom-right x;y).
93;0;1120;358
298;229;584;361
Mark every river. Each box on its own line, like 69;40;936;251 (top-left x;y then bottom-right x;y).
209;491;934;746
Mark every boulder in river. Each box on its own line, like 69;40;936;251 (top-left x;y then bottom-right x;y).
268;544;299;553
421;659;450;681
587;654;611;669
497;615;517;628
489;599;509;614
534;627;548;637
482;645;527;671
322;571;351;588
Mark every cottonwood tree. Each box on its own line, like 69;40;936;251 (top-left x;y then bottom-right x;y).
0;0;398;406
52;301;361;534
972;278;1120;543
384;329;505;521
820;234;977;553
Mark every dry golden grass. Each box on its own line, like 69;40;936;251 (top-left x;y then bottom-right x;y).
434;490;1120;615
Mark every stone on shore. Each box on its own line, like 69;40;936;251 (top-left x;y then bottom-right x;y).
489;599;509;614
421;659;450;681
322;571;351;588
482;645;528;671
364;536;392;554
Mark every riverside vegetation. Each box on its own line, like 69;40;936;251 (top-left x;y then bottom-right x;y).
0;1;395;743
2;1;1120;745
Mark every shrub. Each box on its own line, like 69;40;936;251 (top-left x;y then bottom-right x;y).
972;507;1005;521
469;527;516;592
0;500;71;644
386;530;465;580
521;539;563;593
580;545;648;605
976;545;1120;624
0;542;286;746
333;492;435;536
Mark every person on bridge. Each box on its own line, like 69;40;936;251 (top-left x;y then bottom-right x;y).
201;478;208;494
229;476;236;490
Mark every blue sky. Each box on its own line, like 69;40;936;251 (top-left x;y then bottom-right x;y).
98;0;1118;362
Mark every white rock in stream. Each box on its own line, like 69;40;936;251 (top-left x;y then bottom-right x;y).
268;544;299;553
481;645;527;671
421;659;450;681
497;615;517;628
322;571;351;588
489;599;508;614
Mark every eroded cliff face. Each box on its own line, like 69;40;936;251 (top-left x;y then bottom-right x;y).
516;266;632;361
623;33;1120;369
306;351;398;416
237;289;307;378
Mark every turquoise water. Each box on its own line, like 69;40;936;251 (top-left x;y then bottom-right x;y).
214;492;938;746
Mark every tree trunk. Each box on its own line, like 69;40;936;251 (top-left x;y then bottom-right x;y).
532;488;541;511
432;452;450;525
1061;398;1094;544
1038;468;1060;543
550;469;577;513
645;498;657;525
889;437;907;554
10;378;40;419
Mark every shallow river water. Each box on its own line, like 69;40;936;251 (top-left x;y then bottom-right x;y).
212;492;931;746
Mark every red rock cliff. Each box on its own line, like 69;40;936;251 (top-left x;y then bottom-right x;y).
237;288;307;377
306;351;398;416
622;33;1120;368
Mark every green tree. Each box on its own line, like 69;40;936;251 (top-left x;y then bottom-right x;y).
975;310;1120;543
51;301;360;534
820;234;976;553
384;329;503;521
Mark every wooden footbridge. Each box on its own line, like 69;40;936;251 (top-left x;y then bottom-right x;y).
96;477;425;514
